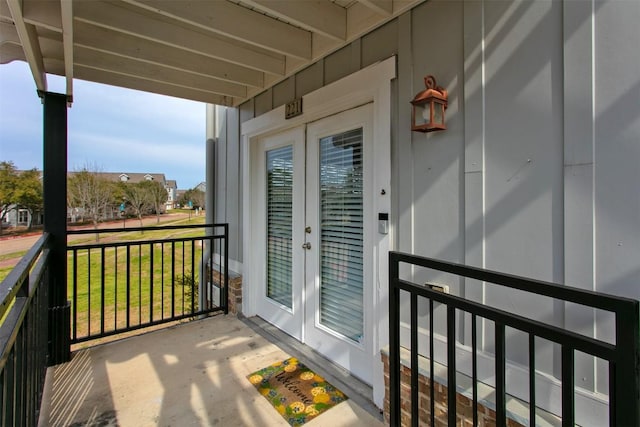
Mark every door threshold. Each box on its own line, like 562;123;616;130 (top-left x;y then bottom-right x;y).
239;314;383;422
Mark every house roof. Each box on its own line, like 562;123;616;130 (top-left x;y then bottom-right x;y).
0;0;423;107
68;171;168;185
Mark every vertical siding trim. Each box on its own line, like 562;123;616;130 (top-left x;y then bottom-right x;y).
463;0;486;348
396;11;414;256
562;0;596;393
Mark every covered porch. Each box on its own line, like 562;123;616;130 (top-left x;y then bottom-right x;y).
2;0;640;426
38;315;382;426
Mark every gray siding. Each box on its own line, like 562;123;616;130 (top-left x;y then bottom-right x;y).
213;106;243;265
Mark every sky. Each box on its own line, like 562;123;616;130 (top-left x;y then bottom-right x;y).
0;61;206;190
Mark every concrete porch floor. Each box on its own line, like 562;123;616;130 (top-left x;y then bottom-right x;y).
38;315;384;426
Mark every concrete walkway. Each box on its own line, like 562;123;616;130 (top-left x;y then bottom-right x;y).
39;315;384;427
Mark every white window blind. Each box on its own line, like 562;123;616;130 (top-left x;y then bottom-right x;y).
319;128;364;342
266;146;293;308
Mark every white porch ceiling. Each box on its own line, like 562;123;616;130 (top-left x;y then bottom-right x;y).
0;0;422;106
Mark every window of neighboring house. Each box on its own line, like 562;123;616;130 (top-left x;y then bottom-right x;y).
18;210;29;224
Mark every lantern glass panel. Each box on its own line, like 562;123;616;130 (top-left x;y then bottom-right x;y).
414;103;430;126
433;102;444;125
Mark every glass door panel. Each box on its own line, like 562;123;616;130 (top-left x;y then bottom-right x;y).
266;146;294;308
318;129;364;341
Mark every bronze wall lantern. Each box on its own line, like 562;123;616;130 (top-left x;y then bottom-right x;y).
411;75;448;133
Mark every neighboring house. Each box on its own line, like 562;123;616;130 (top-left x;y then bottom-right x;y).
1;169;44;229
194;182;206;193
106;172;167;186
165;179;178;210
1;207;43;229
67;171;176;222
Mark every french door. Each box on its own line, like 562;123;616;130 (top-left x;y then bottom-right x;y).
256;105;374;384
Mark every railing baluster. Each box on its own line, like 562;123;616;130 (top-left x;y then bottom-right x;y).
126;245;131;329
161;242;165;319
100;246;105;335
447;305;457;426
5;348;15;425
14;329;24;427
224;225;229;314
138;245;142;325
472;314;478;427
114;247;118;332
191;239;195;313
495;322;506;427
72;249;78;341
87;248;91;336
171;241;175;319
529;333;536;425
561;346;575;427
410;293;418;427
149;243;154;323
429;298;435;427
181;242;185;315
388;252;400;427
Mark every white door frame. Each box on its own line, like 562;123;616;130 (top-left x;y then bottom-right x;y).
241;56;395;407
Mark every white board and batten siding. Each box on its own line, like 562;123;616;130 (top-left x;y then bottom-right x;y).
210;1;640;423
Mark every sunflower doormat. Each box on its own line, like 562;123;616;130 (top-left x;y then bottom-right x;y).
247;357;348;426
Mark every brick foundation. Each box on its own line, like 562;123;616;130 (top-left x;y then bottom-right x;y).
209;269;242;314
381;350;524;427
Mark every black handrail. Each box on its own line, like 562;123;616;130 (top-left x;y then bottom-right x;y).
0;233;51;427
389;251;639;427
67;223;229;343
67;222;216;235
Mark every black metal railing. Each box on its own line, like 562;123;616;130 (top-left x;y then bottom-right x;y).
67;223;228;343
0;234;52;427
389;251;639;427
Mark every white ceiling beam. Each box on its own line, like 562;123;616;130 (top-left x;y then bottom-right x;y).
6;0;47;91
125;0;312;59
357;0;392;16
22;0;62;32
74;21;263;88
241;0;346;41
60;0;73;102
74;64;236;106
0;21;20;45
74;1;285;76
43;57;66;76
74;46;247;98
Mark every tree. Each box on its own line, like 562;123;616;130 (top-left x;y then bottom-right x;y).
67;167;114;232
178;188;205;209
0;161;18;235
140;180;168;223
124;182;153;227
13;169;43;230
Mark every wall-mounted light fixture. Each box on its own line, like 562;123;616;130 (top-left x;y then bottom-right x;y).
411;75;448;133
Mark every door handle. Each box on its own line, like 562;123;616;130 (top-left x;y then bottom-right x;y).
302;242;311;250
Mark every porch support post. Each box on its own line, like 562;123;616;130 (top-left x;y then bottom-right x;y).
42;91;70;365
200;104;216;314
